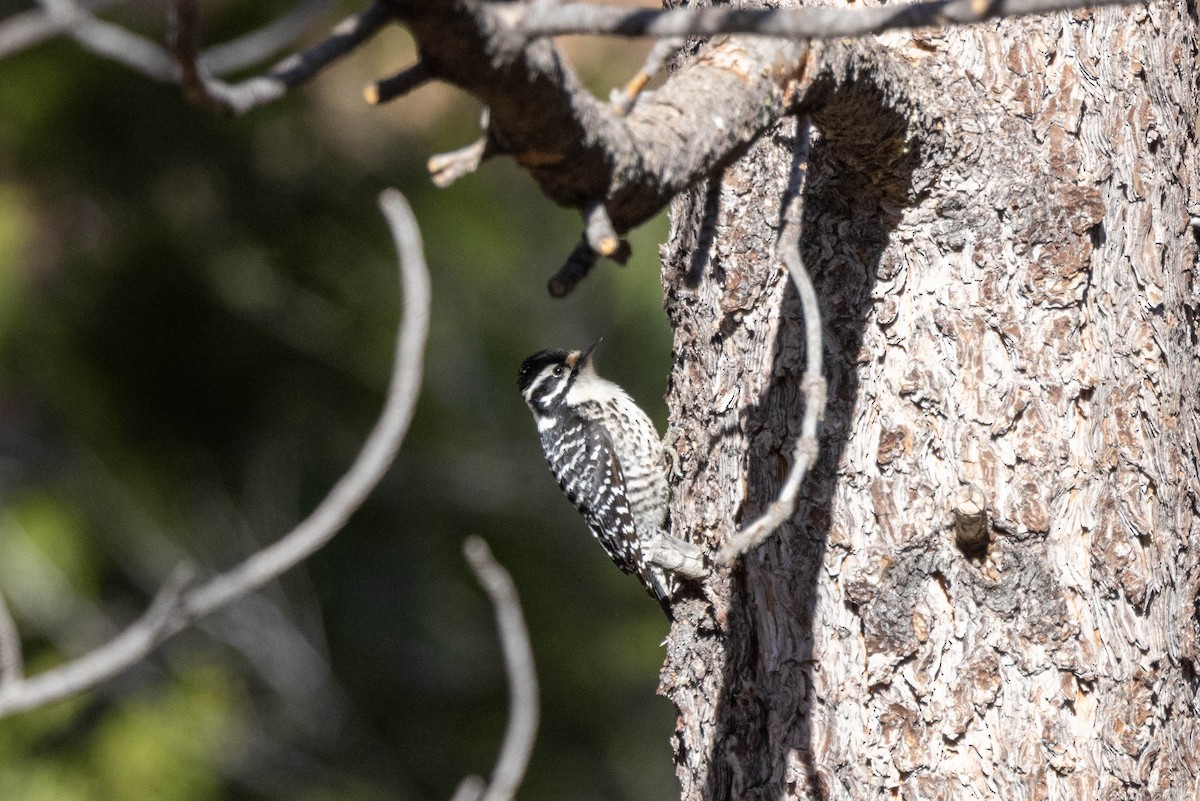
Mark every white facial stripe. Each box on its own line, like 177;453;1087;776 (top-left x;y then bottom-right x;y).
522;368;554;403
539;370;571;405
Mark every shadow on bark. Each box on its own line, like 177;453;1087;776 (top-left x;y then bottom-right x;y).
703;83;920;801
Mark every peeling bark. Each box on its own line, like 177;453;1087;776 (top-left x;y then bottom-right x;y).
662;3;1200;799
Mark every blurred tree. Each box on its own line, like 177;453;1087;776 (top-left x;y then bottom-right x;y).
0;3;676;800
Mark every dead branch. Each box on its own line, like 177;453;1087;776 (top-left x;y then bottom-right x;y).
512;0;1140;39
11;0;1139;296
583;202;619;257
365;61;432;105
610;36;682;115
718;120;826;564
456;537;539;801
36;0;176;81
716;239;825;563
0;590;22;689
428;138;491;189
169;0;392;116
0;188;431;718
0;0;122;59
198;0;338;76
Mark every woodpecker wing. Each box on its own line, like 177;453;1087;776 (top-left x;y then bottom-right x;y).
541;414;671;613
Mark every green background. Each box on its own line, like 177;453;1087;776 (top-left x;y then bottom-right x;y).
0;2;678;799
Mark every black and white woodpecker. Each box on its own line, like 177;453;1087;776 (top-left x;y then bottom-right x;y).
518;341;705;616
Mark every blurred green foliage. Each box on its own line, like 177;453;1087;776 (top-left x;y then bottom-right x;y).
0;2;677;799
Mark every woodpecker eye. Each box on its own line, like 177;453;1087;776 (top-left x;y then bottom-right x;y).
552;365;565;377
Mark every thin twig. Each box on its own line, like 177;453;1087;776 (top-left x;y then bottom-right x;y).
36;0;177;81
199;0;337;76
461;537;539;801
0;0;123;59
428;138;490;188
0;590;23;689
0;188;431;717
610;36;683;115
548;238;599;298
583;202;619;257
170;0;393;116
717;243;825;563
0;566;193;714
718;120;825;564
365;61;432;105
513;0;1140;40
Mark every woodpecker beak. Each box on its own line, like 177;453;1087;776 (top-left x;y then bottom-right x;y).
564;338;602;370
579;338;602;365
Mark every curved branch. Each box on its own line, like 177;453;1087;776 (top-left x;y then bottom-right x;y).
718;120;826;563
198;0;338;77
0;0;123;59
36;0;176;80
185;188;429;616
171;0;393;115
0;188;431;718
717;241;826;564
0;590;23;688
457;538;540;801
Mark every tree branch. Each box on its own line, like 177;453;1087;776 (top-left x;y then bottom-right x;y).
609;36;682;115
0;187;431;718
170;0;393;115
512;0;1140;39
186;187;429;615
0;590;23;689
456;537;540;801
718;120;826;564
365;61;432;105
717;242;825;563
392;0;816;292
0;0;122;59
36;0;177;81
198;0;338;76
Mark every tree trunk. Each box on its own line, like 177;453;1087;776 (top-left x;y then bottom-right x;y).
661;4;1200;800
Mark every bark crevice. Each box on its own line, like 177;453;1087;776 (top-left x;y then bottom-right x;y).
664;55;926;799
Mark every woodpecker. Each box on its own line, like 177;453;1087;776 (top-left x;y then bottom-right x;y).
518;341;703;616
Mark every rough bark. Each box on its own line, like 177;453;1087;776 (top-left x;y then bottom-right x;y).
662;3;1200;800
395;0;810;236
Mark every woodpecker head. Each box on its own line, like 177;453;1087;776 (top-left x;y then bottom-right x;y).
518;340;601;418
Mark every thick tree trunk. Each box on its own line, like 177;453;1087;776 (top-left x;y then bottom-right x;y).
662;4;1200;800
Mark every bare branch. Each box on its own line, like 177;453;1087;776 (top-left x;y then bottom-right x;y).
548;238;599;298
583;202;619;257
718;121;826;564
610;36;682;115
717;242;825;563
0;188;430;717
170;0;393;116
0;566;193;714
428;138;490;189
365;61;432;105
36;0;177;81
513;0;1141;40
645;534;706;580
547;233;631;297
951;483;990;557
0;0;122;59
461;537;539;801
185;188;429;616
199;0;338;77
0;590;23;689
